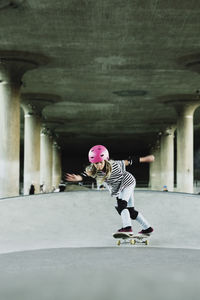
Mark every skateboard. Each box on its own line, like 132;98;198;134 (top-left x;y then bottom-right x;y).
113;232;150;246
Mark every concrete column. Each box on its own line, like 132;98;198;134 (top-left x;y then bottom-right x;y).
176;105;198;193
149;151;155;189
38;118;64;192
21;93;62;195
163;95;200;193
149;139;161;190
21;103;41;195
0;53;43;198
160;126;175;192
0;74;20;197
40;126;53;193
52;141;62;189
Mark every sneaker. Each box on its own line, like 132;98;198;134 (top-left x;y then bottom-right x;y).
138;227;154;235
118;226;133;234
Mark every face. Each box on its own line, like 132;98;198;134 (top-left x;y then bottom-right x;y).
94;160;105;171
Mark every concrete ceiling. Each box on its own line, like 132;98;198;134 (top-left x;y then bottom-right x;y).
1;0;200;156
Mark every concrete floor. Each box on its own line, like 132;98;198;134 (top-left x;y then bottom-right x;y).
0;190;200;300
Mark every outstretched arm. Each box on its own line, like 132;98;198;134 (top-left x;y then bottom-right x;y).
65;172;96;184
124;155;155;166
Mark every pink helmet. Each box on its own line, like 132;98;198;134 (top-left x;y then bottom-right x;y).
88;145;109;163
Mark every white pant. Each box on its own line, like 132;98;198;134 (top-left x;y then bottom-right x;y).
118;184;135;207
117;185;135;228
117;184;150;230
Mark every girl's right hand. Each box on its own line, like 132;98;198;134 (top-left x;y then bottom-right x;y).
65;173;83;182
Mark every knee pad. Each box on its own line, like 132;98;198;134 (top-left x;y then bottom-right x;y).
128;207;138;220
115;198;128;215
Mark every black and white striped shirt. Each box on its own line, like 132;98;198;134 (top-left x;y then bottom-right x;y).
97;160;136;196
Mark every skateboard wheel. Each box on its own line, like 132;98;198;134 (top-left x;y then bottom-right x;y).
117;240;121;246
145;240;149;245
130;239;135;245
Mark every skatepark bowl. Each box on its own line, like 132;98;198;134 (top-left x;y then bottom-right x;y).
0;190;200;300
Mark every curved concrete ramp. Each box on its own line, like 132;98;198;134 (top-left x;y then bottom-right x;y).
0;190;200;300
0;190;200;253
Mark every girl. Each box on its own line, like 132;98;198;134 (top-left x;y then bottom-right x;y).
66;145;154;235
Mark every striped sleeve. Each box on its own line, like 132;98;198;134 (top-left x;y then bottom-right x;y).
115;160;126;172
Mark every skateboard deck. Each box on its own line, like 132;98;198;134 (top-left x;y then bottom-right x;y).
113;232;150;246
